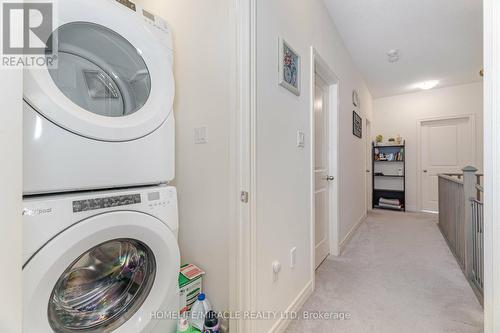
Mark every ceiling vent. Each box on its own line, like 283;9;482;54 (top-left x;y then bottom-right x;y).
387;49;400;63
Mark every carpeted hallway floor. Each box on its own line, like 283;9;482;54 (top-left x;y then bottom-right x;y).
287;210;484;333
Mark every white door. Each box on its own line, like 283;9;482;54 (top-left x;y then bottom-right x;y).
420;116;475;212
365;119;372;211
314;74;331;269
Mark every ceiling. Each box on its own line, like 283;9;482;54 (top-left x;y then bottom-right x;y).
324;0;483;98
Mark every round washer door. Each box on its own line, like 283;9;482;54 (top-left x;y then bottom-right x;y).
24;0;174;141
23;211;180;333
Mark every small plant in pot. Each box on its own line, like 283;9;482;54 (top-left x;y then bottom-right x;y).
375;135;383;145
388;137;396;145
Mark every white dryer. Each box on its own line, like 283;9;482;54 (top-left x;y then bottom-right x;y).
24;0;175;195
23;186;180;333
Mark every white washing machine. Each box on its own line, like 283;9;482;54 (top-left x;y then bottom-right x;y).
23;186;180;333
23;0;175;195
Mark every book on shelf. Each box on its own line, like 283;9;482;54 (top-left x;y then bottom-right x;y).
374;148;404;161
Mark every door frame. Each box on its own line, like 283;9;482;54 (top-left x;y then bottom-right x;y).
416;114;476;212
365;118;372;212
229;0;257;332
310;47;340;288
484;0;499;331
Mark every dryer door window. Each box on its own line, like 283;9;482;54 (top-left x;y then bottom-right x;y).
47;22;151;117
47;239;156;333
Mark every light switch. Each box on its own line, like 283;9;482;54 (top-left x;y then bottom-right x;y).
297;130;305;148
194;126;208;144
290;247;297;268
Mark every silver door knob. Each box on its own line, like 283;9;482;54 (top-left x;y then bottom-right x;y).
324;176;334;181
366;170;370;173
423;170;428;173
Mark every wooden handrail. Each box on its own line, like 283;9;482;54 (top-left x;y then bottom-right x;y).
438;174;464;184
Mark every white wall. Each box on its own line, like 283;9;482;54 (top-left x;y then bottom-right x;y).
0;69;23;333
373;82;484;211
256;0;372;331
134;0;232;314
135;2;372;331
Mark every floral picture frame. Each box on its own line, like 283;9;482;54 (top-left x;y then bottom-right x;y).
353;111;362;138
278;37;301;96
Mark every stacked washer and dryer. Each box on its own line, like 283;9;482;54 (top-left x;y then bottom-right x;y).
22;1;180;332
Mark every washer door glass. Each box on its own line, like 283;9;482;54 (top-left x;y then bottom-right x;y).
48;239;156;333
47;22;151;117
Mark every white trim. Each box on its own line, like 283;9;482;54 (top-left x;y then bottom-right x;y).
415;114;476;211
310;48;340;291
229;1;257;333
483;0;499;331
405;205;419;213
339;214;366;254
269;281;314;333
365;118;372;212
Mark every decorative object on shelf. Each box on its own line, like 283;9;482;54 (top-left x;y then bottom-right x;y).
396;134;402;145
388;137;395;144
375;134;383;145
352;89;360;107
353;111;362;138
278;37;300;96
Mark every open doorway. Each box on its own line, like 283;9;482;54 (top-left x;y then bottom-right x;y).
311;48;340;273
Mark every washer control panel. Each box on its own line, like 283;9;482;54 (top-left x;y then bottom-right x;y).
146;189;173;210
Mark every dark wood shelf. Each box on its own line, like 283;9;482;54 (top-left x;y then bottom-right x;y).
374;175;405;178
374;189;404;193
372;141;406;212
373;205;404;211
374;144;405;148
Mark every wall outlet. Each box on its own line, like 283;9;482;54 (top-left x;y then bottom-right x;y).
290;247;297;269
297;130;305;148
194;126;208;144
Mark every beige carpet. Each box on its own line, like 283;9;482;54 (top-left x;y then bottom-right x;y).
287;210;483;333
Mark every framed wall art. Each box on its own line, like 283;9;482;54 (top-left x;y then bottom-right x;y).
353;111;362;138
278;37;301;96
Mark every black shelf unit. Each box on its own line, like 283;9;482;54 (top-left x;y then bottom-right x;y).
372;142;406;211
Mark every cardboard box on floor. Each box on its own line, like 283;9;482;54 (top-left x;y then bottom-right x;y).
179;264;205;314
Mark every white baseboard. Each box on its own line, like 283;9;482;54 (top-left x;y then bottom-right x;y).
339;214;366;254
269;280;313;333
405;205;418;212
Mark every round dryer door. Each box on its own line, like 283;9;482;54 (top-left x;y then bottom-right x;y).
24;0;174;141
23;211;180;333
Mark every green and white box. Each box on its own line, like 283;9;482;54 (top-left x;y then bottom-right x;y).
179;265;204;314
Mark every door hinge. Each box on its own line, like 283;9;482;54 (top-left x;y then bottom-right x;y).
240;191;249;203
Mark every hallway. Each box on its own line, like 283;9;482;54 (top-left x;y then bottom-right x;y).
288;210;483;333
